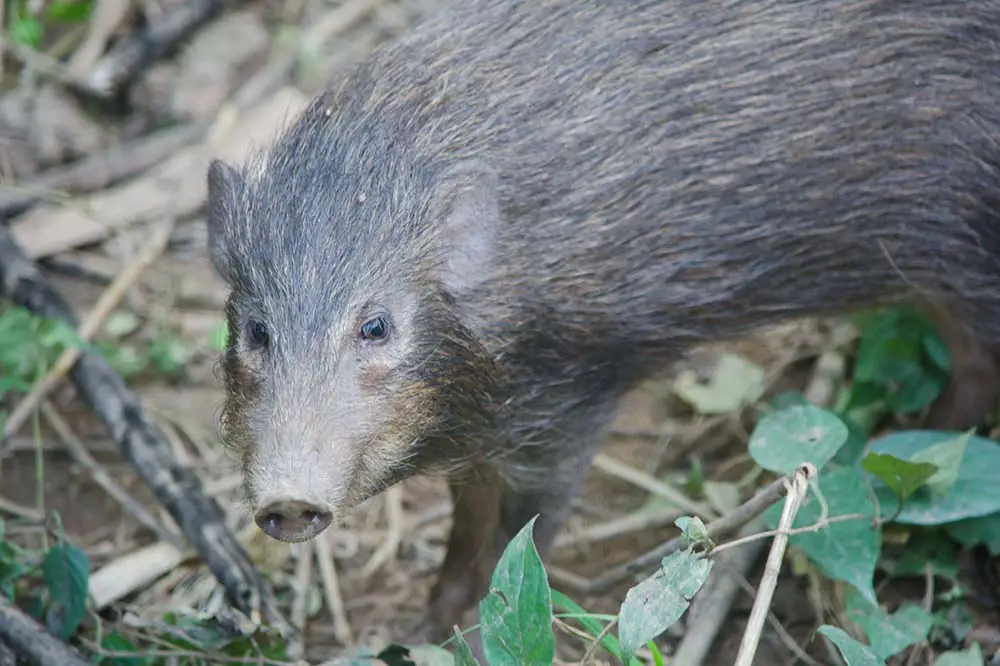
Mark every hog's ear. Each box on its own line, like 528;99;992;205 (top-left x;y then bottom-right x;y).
431;160;500;295
206;159;243;282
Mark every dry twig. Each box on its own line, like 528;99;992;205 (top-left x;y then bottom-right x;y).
670;348;844;665
290;542;315;632
0;37;83;88
0;122;207;218
315;532;355;645
563;473;793;595
67;0;131;76
673;517;767;666
40;400;178;546
0;221;295;647
734;464;815;666
554;502;683;551
88;541;189;609
2;219;175;441
0;594;91;666
0;496;44;522
592;452;718;521
360;485;404;580
81;0;239;97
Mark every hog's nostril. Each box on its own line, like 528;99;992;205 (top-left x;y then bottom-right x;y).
254;500;333;543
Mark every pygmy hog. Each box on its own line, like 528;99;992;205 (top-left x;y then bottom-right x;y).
206;0;1000;645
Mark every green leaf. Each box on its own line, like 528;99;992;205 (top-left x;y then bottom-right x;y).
375;644;417;666
36;317;86;353
768;390;809;411
852;310;914;381
209;321;230;351
103;310;142;338
921;333;952;373
0;536;26;602
97;632;147;665
854;308;946;377
748;404;849;475
908;432;967;496
834;407;884;466
852;307;948;413
452;629;482;666
148;334;193;374
867;431;1000;524
10;17;44;46
932;643;984;666
674;516;712;548
158;614;229;650
647;641;667;666
478;515;555;666
947;511;1000;555
671;353;766;415
816;626;885;665
97;342;148;378
617;550;713;663
45;0;93;22
551;590;641;666
683;458;705;496
860;452;937;502
887;373;946;414
878;530;961;580
845;589;932;661
0;376;30;392
42;542;90;639
764;467;881;604
840;380;890;415
930;604;976;646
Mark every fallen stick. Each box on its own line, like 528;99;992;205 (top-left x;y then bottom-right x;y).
553;502;682;551
359;485;404;580
41;400;179;547
0;594;92;666
0;640;14;666
2;219;175;441
7;86;308;260
0;222;296;650
1;0;386;223
88;540;189;609
592;452;718;521
289;541;315;632
315;532;355;646
80;0;242;97
0;121;207;219
559;473;792;595
734;465;814;666
673;517;767;666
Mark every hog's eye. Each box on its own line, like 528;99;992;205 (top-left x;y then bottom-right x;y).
360;315;391;343
246;319;270;349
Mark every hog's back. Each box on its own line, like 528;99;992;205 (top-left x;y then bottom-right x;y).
282;0;1000;357
384;1;1000;344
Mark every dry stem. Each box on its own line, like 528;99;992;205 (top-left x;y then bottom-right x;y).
733;463;815;666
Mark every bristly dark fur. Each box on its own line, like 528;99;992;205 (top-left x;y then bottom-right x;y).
207;0;1000;643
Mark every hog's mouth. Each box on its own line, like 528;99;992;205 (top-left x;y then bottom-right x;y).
347;453;424;506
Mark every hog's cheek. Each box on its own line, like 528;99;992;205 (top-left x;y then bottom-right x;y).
334;372;413;500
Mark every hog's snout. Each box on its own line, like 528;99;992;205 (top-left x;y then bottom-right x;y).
254;498;333;542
